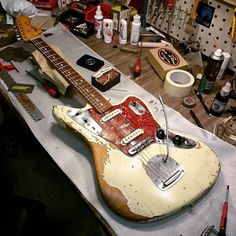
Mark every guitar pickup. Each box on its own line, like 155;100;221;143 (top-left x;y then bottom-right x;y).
100;109;122;123
121;128;144;145
128;136;153;155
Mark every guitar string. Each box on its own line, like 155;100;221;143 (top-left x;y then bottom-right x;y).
105;111;169;180
32;38;112;113
32;38;169;180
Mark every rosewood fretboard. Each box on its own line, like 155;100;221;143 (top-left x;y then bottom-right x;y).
31;37;112;113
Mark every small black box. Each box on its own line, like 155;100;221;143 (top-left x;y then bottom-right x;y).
92;68;120;92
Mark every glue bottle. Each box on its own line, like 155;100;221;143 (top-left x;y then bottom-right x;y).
130;14;141;46
210;82;231;116
94;5;103;39
119;19;127;44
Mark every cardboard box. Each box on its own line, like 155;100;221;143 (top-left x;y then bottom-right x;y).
148;46;189;80
112;5;131;31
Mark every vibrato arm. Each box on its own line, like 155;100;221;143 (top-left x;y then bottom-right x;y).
159;95;169;162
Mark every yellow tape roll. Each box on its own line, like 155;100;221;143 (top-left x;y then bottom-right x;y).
164;69;195;97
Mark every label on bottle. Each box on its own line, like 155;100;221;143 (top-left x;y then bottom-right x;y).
198;75;215;93
198;53;223;94
95;19;103;39
211;99;226;114
130;33;139;45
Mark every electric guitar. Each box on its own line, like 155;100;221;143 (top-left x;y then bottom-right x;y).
16;17;220;222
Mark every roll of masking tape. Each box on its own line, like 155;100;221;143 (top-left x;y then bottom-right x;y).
164;69;195;97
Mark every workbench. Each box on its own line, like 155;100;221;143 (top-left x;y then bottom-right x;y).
0;23;236;236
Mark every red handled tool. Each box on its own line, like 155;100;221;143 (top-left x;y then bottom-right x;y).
0;62;16;71
166;0;175;37
43;81;60;98
133;41;143;78
218;185;229;236
167;0;174;10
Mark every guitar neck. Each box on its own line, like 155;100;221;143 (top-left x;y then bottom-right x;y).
31;37;112;113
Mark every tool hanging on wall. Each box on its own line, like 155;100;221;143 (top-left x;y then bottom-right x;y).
154;0;166;24
166;0;175;37
184;0;200;35
148;0;155;22
230;7;236;43
0;70;45;122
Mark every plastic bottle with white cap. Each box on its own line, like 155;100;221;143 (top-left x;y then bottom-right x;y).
94;5;103;39
103;19;113;43
119;19;127;44
130;14;141;46
210;82;231;116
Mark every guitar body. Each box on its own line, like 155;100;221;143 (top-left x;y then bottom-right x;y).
53;95;220;222
15;17;220;222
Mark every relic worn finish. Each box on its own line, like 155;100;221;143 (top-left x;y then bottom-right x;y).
52;96;220;222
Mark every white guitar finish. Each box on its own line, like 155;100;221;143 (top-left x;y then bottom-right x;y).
16;19;221;222
52;96;220;222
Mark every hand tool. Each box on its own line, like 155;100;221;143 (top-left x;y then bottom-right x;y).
0;70;45;122
25;68;60;98
200;225;218;236
218;185;229;236
154;0;165;24
190;109;204;129
166;0;175;37
133;40;142;78
151;0;159;21
230;7;236;43
184;0;200;35
0;61;17;72
194;89;211;116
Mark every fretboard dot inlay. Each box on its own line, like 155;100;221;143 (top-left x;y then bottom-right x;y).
31;38;112;114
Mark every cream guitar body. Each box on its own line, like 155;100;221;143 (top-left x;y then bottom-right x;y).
15;18;220;222
53;96;220;222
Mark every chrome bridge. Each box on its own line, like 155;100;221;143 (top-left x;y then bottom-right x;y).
146;154;185;191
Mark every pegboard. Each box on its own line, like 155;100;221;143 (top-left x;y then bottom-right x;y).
146;0;236;72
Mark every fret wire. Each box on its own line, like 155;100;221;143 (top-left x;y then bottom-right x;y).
50;58;63;64
32;38;112;113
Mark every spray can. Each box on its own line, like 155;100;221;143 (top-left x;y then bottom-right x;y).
94;5;103;39
130;14;141;46
198;49;224;94
210;82;231;116
216;52;231;80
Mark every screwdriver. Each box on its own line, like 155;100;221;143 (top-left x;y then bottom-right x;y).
167;0;174;37
133;40;142;78
218;185;229;236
